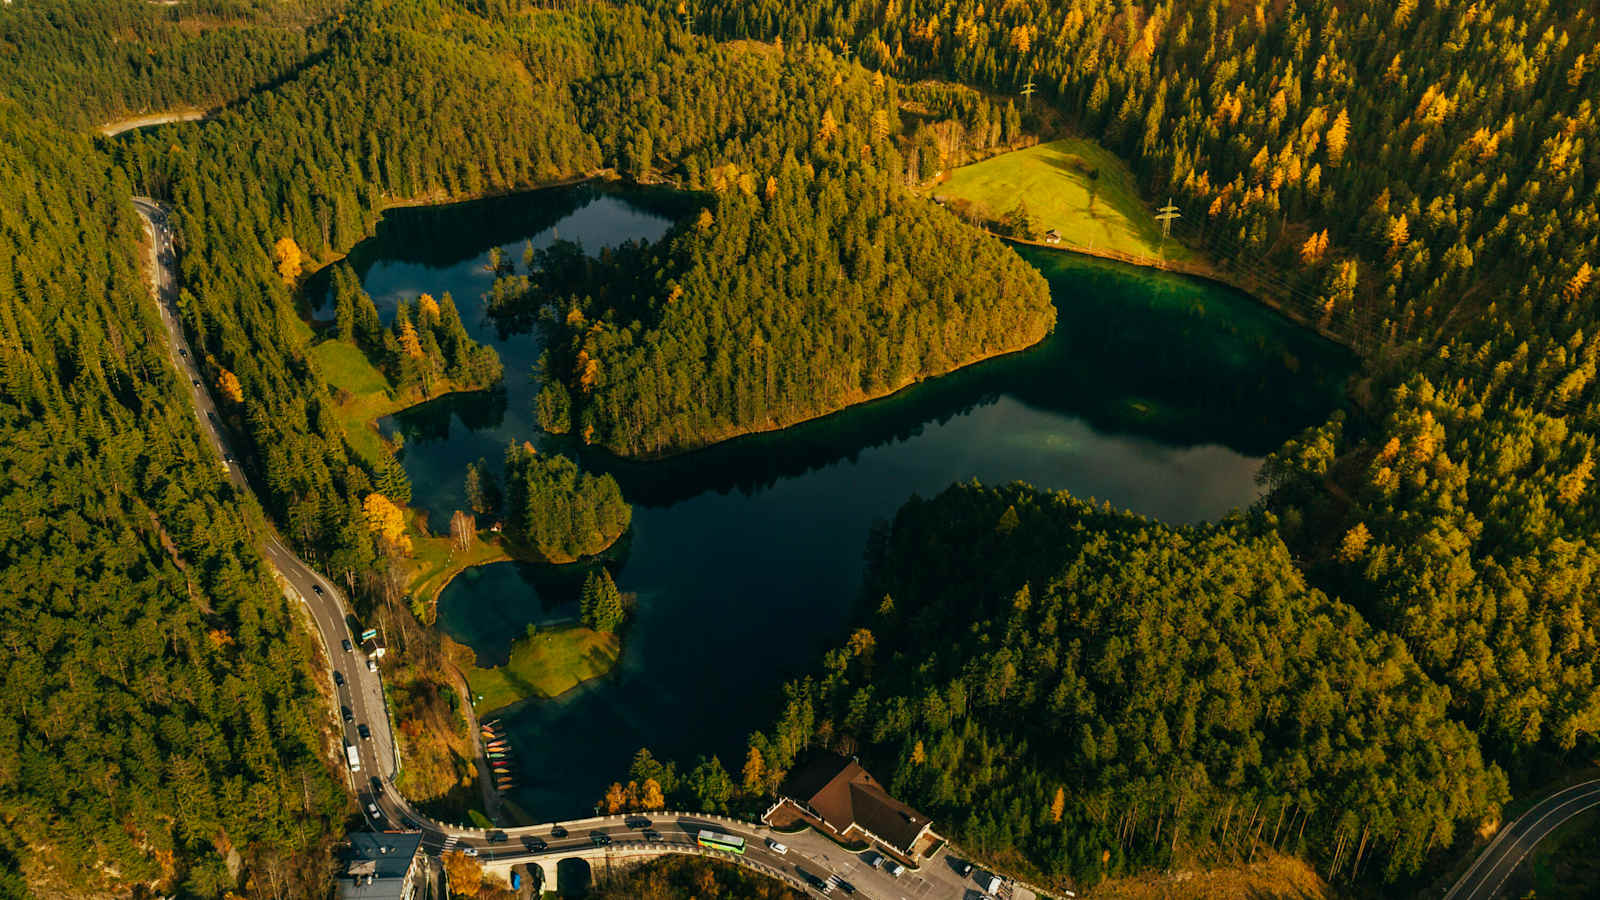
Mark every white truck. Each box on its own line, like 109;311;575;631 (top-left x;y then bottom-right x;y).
344;740;361;772
979;872;1003;894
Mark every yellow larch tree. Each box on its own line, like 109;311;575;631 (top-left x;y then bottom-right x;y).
1338;523;1372;562
216;369;244;404
397;320;424;359
273;236;303;285
819;108;839;143
363;492;413;557
1565;262;1593;300
641;777;666;810
742;745;765;794
1325;109;1350;164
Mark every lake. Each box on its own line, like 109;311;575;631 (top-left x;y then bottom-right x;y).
318;182;1352;822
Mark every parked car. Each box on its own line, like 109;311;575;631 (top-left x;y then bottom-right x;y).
340;706;353;723
888;862;906;877
332;671;344;686
862;851;883;869
765;838;788;855
957;861;974;878
357;723;371;741
366;658;377;672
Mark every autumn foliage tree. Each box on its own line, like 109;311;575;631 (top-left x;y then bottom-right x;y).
363;492;413;557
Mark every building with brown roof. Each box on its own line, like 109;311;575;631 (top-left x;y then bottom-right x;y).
762;753;941;862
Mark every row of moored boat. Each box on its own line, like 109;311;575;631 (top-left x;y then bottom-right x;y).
481;720;516;793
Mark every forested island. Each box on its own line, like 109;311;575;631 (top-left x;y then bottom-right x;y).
1;0;1599;896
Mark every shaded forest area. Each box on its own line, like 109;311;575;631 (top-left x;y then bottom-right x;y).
756;484;1505;886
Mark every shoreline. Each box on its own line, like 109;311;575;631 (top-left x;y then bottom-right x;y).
586;323;1057;463
1000;232;1358;353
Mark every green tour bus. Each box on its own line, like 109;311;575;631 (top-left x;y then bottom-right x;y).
696;830;745;854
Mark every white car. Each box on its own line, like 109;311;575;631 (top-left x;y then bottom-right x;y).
765;838;788;855
461;846;478;857
888;862;906;877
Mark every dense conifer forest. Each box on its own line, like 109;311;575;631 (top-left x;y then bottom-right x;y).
0;22;345;897
752;484;1506;884
2;0;1600;894
501;442;631;561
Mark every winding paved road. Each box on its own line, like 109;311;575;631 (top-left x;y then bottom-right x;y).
1443;779;1600;900
132;197;1005;899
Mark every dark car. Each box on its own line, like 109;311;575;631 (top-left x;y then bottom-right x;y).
642;829;662;842
341;706;353;723
178;348;187;357
834;877;856;895
206;411;216;421
191;379;199;386
332;671;345;686
957;861;974;878
797;870;831;893
341;638;353;652
550;825;568;839
522;836;548;852
370;776;384;795
625;816;652;830
589;831;611;847
487;830;508;843
357;723;371;740
312;584;324;595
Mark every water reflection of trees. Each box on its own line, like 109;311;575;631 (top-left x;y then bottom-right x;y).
565;286;1352;508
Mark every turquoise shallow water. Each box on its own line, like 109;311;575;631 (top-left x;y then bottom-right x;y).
319;183;1352;821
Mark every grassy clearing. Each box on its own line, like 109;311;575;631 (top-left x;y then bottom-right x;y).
406;525;510;615
308;338;410;469
937;137;1193;263
467;626;621;713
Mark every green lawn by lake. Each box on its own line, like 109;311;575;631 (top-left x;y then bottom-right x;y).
308;337;404;469
938;137;1193;262
468;626;620;713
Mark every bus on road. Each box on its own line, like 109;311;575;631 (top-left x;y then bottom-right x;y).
696;830;745;854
